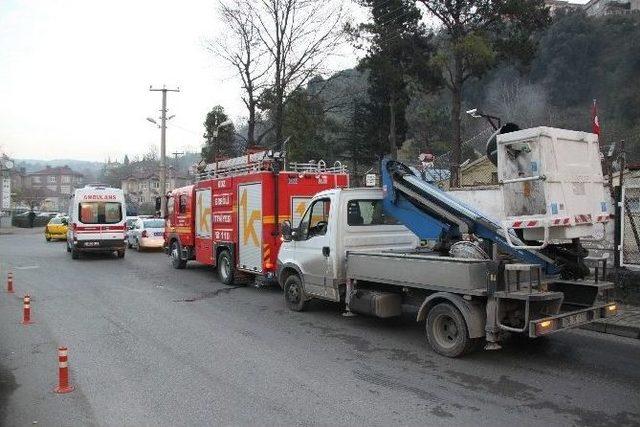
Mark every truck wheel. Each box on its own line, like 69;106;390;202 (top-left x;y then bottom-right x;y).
170;242;187;269
71;247;80;260
284;274;308;312
218;250;235;285
117;250;125;258
426;303;473;358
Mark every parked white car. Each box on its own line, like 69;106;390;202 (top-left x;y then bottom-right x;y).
124;216;139;243
127;218;165;251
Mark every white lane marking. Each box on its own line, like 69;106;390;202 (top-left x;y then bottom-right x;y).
14;266;39;270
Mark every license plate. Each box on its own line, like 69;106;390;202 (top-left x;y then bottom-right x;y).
154;232;163;236
85;241;100;247
561;311;588;328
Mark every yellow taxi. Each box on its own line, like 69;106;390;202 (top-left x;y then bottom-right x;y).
44;216;68;241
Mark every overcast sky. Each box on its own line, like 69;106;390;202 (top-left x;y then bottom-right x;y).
0;0;360;162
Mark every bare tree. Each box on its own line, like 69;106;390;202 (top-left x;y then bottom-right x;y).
209;0;271;146
485;77;549;128
252;0;346;147
14;187;47;209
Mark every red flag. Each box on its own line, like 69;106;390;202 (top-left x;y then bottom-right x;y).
591;99;600;135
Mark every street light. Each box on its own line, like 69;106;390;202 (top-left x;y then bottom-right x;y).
146;117;157;125
465;108;501;130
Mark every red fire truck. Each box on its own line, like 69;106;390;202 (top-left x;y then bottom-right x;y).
164;150;349;285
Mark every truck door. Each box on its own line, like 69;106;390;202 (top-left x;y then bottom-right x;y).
194;187;213;265
292;197;336;300
238;183;263;272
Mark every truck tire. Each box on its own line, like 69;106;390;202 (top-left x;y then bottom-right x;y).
170;241;187;269
217;250;235;285
284;274;308;312
117;250;125;258
425;303;475;358
71;247;80;260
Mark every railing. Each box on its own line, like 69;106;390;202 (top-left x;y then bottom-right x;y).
287;160;347;174
195;155;347;182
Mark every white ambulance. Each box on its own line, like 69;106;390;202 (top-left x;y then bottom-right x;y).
66;185;127;259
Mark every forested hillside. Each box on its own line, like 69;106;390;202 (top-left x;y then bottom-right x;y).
267;10;640;170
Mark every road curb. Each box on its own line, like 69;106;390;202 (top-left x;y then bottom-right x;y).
582;322;640;339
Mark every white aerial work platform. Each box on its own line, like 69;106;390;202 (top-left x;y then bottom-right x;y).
495;127;610;249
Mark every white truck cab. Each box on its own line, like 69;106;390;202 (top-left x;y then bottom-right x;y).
67;185;127;259
277;188;418;303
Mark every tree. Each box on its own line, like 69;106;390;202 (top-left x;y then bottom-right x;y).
281;88;334;162
350;0;440;159
143;145;158;162
416;0;550;185
202;106;236;162
14;187;46;209
123;155;130;166
253;0;346;148
209;0;271;146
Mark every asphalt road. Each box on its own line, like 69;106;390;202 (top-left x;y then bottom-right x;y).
1;231;639;427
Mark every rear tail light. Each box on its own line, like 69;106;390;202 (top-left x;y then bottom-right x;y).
142;230;148;238
535;319;557;336
603;304;617;318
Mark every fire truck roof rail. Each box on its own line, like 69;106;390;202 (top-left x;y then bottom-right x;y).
287;160;347;174
196;154;347;182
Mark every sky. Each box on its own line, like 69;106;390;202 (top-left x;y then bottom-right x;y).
0;0;361;162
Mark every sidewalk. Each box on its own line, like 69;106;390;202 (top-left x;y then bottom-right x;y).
0;226;45;235
583;303;640;339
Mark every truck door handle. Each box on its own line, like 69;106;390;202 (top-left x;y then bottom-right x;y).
322;246;330;257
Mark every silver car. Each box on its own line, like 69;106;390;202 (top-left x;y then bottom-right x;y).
127;218;165;251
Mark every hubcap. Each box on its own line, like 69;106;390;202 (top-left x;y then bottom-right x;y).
433;314;460;349
172;246;179;262
287;283;300;304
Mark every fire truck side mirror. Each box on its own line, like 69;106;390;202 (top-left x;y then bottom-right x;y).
281;220;293;241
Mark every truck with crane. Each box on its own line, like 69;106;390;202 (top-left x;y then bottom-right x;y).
277;126;618;357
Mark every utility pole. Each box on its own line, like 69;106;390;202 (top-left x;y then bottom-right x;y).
149;85;179;218
171;151;184;182
171;151;184;168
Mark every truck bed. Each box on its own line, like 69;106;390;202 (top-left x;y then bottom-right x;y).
346;249;490;295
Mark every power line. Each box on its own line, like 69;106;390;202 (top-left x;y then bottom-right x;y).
167;122;201;136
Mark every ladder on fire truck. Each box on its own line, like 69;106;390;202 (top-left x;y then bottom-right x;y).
196;150;347;181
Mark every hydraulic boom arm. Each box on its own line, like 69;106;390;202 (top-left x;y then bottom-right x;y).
381;159;560;276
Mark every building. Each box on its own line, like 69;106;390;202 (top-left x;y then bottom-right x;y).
544;0;583;14
0;156;15;227
121;169;190;213
584;0;640;15
26;165;84;211
460;156;498;187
